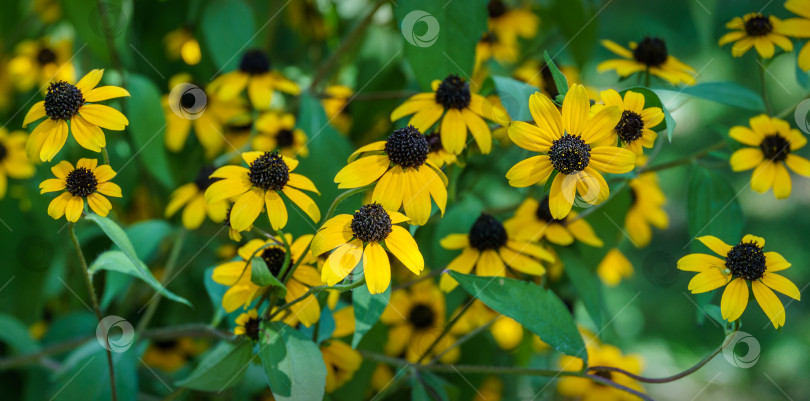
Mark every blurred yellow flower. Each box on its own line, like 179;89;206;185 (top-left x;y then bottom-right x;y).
558;342;644;401
0;128;36;199
8;39;75;92
625;173;668;247
252;112;308;158
164;28;202;65
785;0;810;71
165;166;228;229
504;196;603;247
214;49;300;110
597;248;634;287
718;13;801;59
597;37;696;85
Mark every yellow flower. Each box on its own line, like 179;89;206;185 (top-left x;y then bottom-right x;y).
424;131;459;168
440;213;554;292
597;37;696;85
321;85;353;133
234;309;261;340
212;235;324;326
39;159;122;222
390;75;497;155
476;32;519;64
214;49;300;110
0;128;36;199
165;166;228;230
34;0;61;23
322;340;362;393
252;112;308;158
334;126;447;225
718;13;803;59
451;300;524;351
163;74;247;158
142;337;205;372
625;173;668;247
223;206;249;242
506;85;636;219
679;235;800;329
504;196;603;247
473;376;503;401
8;39;75;92
597;248;634;287
380;280;458;363
786;0;810;71
729;114;810;199
204;150;320;231
486;0;539;42
23;69;130;162
164;28;202;65
592;89;663;157
312;203;424;294
558;343;644;401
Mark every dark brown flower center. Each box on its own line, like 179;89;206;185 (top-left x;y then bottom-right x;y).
425;131;443;153
0;143;7;162
616;111;644;143
260;247;289;278
44;81;84;120
487;0;506;18
351;203;392;243
385;125;429;168
548;135;591;174
535;197;563;224
239;49;270;75
244;317;261;341
633;37;668;67
248;151;289;191
194;165;218;191
469;213;507;250
37;48;57;66
435;75;471;110
153;339;178;351
725;241;766;281
480;31;498;44
408;304;435;329
276;129;294;148
65;167;98;198
744;14;772;37
759;134;790;162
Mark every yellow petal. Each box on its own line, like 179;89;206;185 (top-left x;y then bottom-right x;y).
677;253;726;272
720;277;749;322
401;169;431;225
440;234;469;250
508;121;553;152
462;108;492;154
772;163;792;199
23;101;46;127
40;119;69;162
287;173;319;194
765;251;791;272
697;236;732;257
476;249;506;277
742;234;765;248
283;186;320;223
561;85;589;136
729;148;764;171
39;178;65;194
760;273;800;300
265;190;288;230
687;268;730;293
48;192;72;219
230;188;264;231
588;146;636;174
548;173;575;219
84;86;131;102
529;92;562;139
363;242;391;294
75;69;104;92
79;104;129;130
65;196;84;222
505;155;554;187
441;108;466;154
750;162;775;193
384;226;424;275
752;280;785;329
87;193;112;217
372;167;404;212
334;155;389;189
71;114;106;151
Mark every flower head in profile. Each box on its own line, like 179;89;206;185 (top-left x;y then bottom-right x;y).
165;165;228;230
597;37;696;85
204;150;320;232
506;85;636;219
252;112;308;158
504;196;603;247
233;309;261;340
213;235;323;326
625;173;668;247
592;89;663;157
334;126;447;225
8;38;75;92
440;213;554;292
214;49;300;110
381;280;458;363
164;28;202;65
718;13;802;59
23;69;130;162
729;114;810;199
391;75;497;155
785;0;810;71
678;235;800;329
312;203;424;294
40;159;121;222
558;342;644;401
321;85;353;133
0;128;36;199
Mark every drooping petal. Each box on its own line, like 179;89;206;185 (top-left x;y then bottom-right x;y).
363;242;391;294
282;186;320;223
440;108;467;154
384;226;424;275
752;280;786;329
265;190;288;230
720;277;749;322
760;273;800;300
230;188;265;231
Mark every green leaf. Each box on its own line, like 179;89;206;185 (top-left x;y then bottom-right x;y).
260;323;327;401
492;76;541;122
51;341;138;401
677;82;766;111
411;372;450;401
176;340;255;391
687;166;744;246
201;0;256;72
250;257;287;296
352;284;390;348
394;0;488;90
0;314;40;354
89;250;191;307
557;247;603;329
797;51;810;89
448;272;586;363
546;0;598;67
543;51;569;98
621;87;675;142
127;75;174;189
125;220;173;262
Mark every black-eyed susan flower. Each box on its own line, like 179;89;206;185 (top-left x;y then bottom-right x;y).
165;166;228;230
718;13;799;59
0;128;35;199
476;31;519;65
625;173;668;247
486;0;540;42
380;280;458;363
164;28;202;66
679;235;800;329
233;309;261;340
440;213;554;292
321;340;362;393
40;159;121;222
8;39;75;92
23;69;130;162
312;203;424;294
506;85;636;219
424;131;458;168
391;75;497;155
252;112;308;158
321;85;353;133
334;126;447;225
142;338;205;372
204;151;320;231
786;0;810;71
592;89;663;157
597;37;696;85
558;342;644;400
729;114;810;199
212;235;324;326
504;196;603;247
214;49;300;110
597;248;634;287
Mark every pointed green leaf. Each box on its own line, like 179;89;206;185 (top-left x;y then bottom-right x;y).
176;340;254;391
352;284;390;348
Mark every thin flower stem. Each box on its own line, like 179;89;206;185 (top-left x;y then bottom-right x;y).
266;279;367;321
275;229;294;283
68;222;118;401
639;141;727;174
135;230;186;339
101;147;111;165
586;374;654;401
416;298;475;364
95;0;124;77
428;317;497;364
759;60;773;115
644;68;651;87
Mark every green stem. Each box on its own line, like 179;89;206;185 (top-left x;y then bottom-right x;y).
267;279;366;321
640;141;727;174
644;68;651;87
275;229;294;283
135;230;186;339
759;60;773;115
361;350;583;377
69;223;118;401
416;298;474;364
101;147;111;165
95;0;124;76
428;317;496;364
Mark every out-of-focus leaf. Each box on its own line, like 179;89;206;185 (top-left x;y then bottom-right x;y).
125;220;173;262
0;314;39;354
548;0;598;67
677;82;766;111
492;76;540;122
352;284;390;348
449;272;586;363
89;250;190;307
412;371;450;401
127;74;174;189
260;323;327;401
543;51;569;98
176;340;254;391
557;246;603;329
50;340;138;401
201;0;255;72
